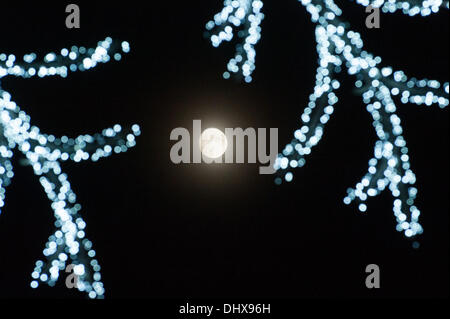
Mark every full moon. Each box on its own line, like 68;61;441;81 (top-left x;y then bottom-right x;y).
199;128;228;159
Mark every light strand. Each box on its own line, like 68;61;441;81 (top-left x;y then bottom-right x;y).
208;0;449;238
206;0;265;83
0;37;139;298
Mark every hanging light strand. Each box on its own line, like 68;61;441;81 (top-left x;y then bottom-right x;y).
208;0;449;238
0;37;139;298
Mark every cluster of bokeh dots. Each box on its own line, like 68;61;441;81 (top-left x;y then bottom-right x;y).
206;0;264;83
0;37;139;298
356;0;448;16
0;37;130;79
208;0;449;238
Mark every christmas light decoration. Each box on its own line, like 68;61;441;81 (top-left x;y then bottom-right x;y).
0;37;140;298
207;0;449;238
206;0;264;83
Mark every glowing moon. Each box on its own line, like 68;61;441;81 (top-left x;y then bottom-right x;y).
199;128;228;159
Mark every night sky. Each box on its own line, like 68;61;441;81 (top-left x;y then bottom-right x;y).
0;1;448;299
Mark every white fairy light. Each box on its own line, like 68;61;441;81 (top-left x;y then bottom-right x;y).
208;0;449;238
0;37;141;298
206;0;265;83
355;0;448;16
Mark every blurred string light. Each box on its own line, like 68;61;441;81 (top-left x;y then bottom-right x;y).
208;0;449;238
356;0;449;16
0;37;140;298
206;0;264;83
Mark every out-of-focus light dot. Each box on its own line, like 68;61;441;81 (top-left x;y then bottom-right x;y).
285;172;293;182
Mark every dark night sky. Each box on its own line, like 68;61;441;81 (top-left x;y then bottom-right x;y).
0;1;448;299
